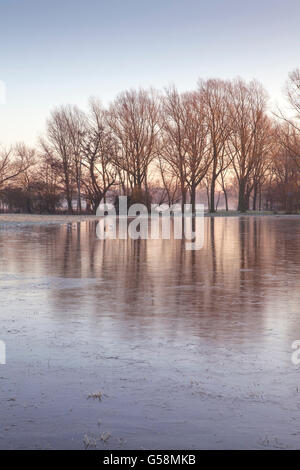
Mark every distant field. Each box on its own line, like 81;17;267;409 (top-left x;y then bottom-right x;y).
0;214;99;226
0;211;299;227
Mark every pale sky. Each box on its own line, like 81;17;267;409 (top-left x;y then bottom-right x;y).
0;0;299;147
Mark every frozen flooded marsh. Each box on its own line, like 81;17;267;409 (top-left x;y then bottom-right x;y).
1;216;300;449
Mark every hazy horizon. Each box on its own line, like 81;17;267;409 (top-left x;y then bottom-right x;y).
1;0;299;147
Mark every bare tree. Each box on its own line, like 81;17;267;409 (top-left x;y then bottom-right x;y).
270;122;300;212
42;110;73;212
63;105;87;212
182;91;211;213
226;79;269;212
286;68;300;126
5;71;300;215
0;144;33;189
81;99;117;212
36;152;61;213
161;87;211;213
156;154;181;206
219;165;232;211
199;79;231;212
160;87;189;212
42;105;86;213
250;118;274;210
107;89;160;203
11;144;38;213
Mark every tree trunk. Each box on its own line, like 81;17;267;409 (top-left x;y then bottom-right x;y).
181;183;186;213
67;197;73;213
190;184;196;214
259;189;262;211
206;185;210;212
77;191;81;213
224;187;228;211
238;180;247;212
245;191;250;211
215;192;221;211
210;177;216;213
66;186;73;213
252;185;257;211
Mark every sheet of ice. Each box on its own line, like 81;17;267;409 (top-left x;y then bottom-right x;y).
0;217;300;449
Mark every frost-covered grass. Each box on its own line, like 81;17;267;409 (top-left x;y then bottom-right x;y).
0;213;99;227
205;210;299;217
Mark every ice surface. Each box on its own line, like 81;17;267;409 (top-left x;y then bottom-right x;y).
0;217;300;449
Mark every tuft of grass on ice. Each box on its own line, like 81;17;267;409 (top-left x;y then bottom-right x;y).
83;434;97;450
87;391;103;401
100;432;111;443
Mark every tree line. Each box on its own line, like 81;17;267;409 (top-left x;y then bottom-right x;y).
1;69;300;214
